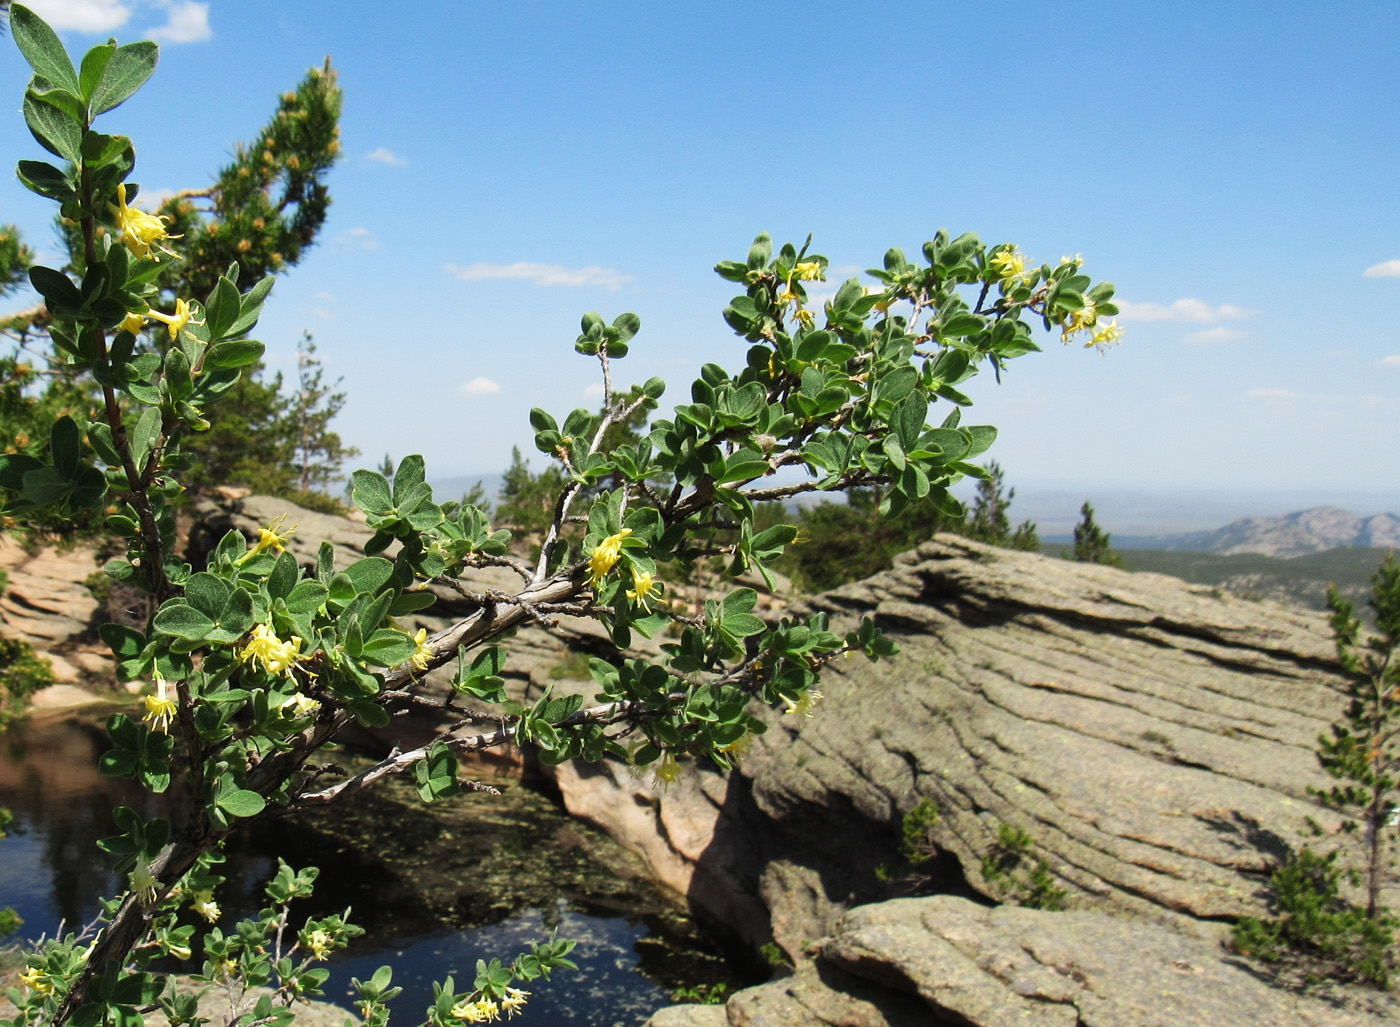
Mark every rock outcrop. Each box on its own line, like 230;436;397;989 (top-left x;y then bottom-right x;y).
14;498;1396;1024
587;536;1398;1025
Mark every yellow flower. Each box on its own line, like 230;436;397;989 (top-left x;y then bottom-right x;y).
406;627;432;673
782;688;823;719
240;623;303;677
717;731;753;761
119;310;146;334
167;939;192;960
217;958;239;981
794;260;825;281
108;183;179;260
248;513;295;557
278;692;321;718
1059;299;1098;342
145;298;203;340
988;248;1028;280
626;568;659;609
589;528;632;586
19;967;53;995
501;988;529;1018
143;675;178;733
795;307;815;329
652;751;682;787
776;287;799;307
130;857;160;905
1089;319;1123;349
306;929;333;960
450;998;501;1023
192;890;221;923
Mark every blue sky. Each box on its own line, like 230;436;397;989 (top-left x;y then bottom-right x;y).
3;1;1399;513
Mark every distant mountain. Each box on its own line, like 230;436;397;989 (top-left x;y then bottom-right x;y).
1137;506;1400;558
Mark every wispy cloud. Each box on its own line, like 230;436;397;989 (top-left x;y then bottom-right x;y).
1183;326;1247;345
460;377;502;396
24;1;211;42
1379;355;1400;367
583;382;605;397
1116;298;1257;323
366;148;408;167
334;227;379;251
1364;259;1400;279
1247;388;1297;400
443;262;632;291
146;1;211;43
23;0;131;32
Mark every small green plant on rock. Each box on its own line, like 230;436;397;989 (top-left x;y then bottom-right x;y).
1233;846;1395;987
671;982;728;1005
900;797;940;865
980;821;1067;911
0;635;55;727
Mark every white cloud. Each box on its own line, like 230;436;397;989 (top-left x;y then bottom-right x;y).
334;227;378;251
311;308;334;320
23;0;132;32
1364;259;1400;278
145;1;211;43
314;291;334;301
583;382;605;397
460;377;502;395
1116;298;1257;323
1379;355;1400;367
1247;388;1297;400
1182;326;1247;345
366;148;408;167
443;261;633;291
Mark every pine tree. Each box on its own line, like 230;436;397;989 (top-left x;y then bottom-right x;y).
1318;556;1400;919
291;333;358;495
1071;501;1120;566
965;461;1039;550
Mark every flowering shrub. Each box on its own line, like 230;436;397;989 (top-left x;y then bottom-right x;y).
1;6;1118;1026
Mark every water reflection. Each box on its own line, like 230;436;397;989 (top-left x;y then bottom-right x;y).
0;712;739;1025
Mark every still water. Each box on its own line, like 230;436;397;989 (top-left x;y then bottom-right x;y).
0;710;739;1026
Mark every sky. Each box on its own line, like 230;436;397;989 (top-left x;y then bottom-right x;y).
2;1;1399;527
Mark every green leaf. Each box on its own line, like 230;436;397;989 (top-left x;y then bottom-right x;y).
201;339;265;370
78;41;115;102
284;579;329;614
205;276;240;339
352;470;393;515
28;265;81;310
16;159;73;201
12;6;82;94
393;455;427;505
23;92;81;164
217;789;266;818
152;602;215;642
50;416;80;477
131;405;161;472
89;41;159;116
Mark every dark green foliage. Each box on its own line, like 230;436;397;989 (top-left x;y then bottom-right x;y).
1233;847;1395;987
495;446;568;537
1233;555;1400;987
1071;501;1120;566
780;461;1038;592
0;634;55;726
156;61;341;300
178;336;354;506
1315;555;1400;919
0;222;30;298
979;821;1067;910
0;805;19;938
899;797;940;865
964;462;1039;549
